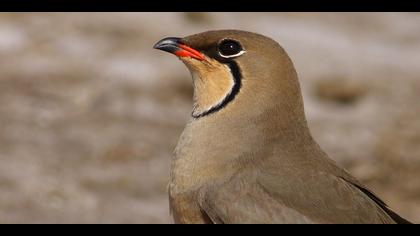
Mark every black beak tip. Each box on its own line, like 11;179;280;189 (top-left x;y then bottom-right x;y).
153;37;182;51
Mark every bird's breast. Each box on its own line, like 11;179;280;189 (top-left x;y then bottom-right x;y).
168;183;211;224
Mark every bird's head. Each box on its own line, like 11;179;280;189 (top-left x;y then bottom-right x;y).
154;30;306;127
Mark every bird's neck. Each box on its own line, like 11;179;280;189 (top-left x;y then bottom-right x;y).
172;64;318;191
171;83;317;192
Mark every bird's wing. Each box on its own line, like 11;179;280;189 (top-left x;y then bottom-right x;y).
339;177;412;224
197;172;316;224
198;169;401;224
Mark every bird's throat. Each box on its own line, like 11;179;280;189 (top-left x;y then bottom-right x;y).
182;57;241;118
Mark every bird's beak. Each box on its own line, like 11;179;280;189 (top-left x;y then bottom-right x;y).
153;37;205;61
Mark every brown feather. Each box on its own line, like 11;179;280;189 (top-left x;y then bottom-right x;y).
160;30;410;224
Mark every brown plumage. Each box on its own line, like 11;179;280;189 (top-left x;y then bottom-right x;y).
153;30;411;224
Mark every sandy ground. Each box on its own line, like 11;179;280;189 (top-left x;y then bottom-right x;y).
0;13;419;223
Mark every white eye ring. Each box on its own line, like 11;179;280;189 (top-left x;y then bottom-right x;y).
219;50;246;59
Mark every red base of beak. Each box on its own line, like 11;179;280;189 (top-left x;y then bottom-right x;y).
154;37;205;61
175;44;205;61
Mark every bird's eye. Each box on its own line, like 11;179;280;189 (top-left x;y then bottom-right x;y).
218;40;244;58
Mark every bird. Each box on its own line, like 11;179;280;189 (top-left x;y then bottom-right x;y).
153;30;411;224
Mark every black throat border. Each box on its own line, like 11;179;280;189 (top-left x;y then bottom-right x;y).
192;61;242;119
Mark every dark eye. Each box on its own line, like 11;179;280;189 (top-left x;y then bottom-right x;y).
218;40;243;57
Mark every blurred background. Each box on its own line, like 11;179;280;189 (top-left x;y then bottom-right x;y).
0;12;419;223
